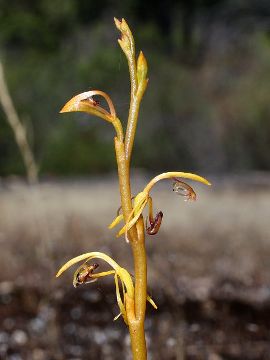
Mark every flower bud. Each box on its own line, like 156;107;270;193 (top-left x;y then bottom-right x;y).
137;51;148;85
114;18;134;57
136;51;148;98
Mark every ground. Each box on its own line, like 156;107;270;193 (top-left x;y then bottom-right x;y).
0;173;270;359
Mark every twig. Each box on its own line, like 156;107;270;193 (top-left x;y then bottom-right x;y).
0;60;38;184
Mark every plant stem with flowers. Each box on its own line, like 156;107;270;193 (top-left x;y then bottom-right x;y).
56;18;211;360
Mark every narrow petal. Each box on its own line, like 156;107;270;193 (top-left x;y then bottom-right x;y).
108;214;124;229
114;273;127;323
113;313;122;321
56;251;120;277
116;267;134;298
144;171;211;194
117;198;148;237
116;191;148;237
147;295;158;310
91;270;115;278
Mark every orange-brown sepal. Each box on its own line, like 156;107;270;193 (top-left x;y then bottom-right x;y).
60;90;116;122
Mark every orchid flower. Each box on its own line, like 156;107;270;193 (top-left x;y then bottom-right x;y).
60;89;123;141
56;252;157;324
109;172;211;239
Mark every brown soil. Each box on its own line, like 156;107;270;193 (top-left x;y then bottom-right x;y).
0;175;270;359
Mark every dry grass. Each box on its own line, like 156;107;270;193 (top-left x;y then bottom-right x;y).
1;174;270;360
1;173;270;292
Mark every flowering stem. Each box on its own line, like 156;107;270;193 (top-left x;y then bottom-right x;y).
125;83;139;162
114;138;135;235
112;117;124;142
113;19;149;358
133;217;147;321
58;18;210;360
114;135;148;359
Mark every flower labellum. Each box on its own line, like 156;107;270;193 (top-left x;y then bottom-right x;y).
73;263;99;288
146;211;163;235
172;178;197;201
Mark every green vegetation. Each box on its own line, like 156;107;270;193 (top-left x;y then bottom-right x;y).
1;1;270;176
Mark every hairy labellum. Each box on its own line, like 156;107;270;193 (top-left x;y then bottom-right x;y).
173;179;196;201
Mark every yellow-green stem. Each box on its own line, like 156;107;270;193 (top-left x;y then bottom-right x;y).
133;216;147;320
114;138;134;228
125;95;140;164
114;137;147;359
124;294;146;359
112;117;124;142
124;45;138;162
129;321;147;360
125;76;147;166
128;221;147;360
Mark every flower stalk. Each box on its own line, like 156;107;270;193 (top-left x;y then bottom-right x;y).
57;18;210;360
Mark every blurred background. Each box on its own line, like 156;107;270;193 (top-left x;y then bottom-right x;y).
0;1;270;359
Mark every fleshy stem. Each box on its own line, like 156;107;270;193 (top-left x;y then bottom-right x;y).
118;23;138;162
125;66;147;166
114;18;148;358
114;18;147;165
114;138;147;359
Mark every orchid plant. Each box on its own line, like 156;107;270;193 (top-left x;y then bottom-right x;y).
56;18;211;360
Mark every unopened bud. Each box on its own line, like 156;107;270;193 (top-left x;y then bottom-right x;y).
114;17;134;56
137;51;148;84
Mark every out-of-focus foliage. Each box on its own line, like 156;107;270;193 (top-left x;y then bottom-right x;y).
0;0;270;176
